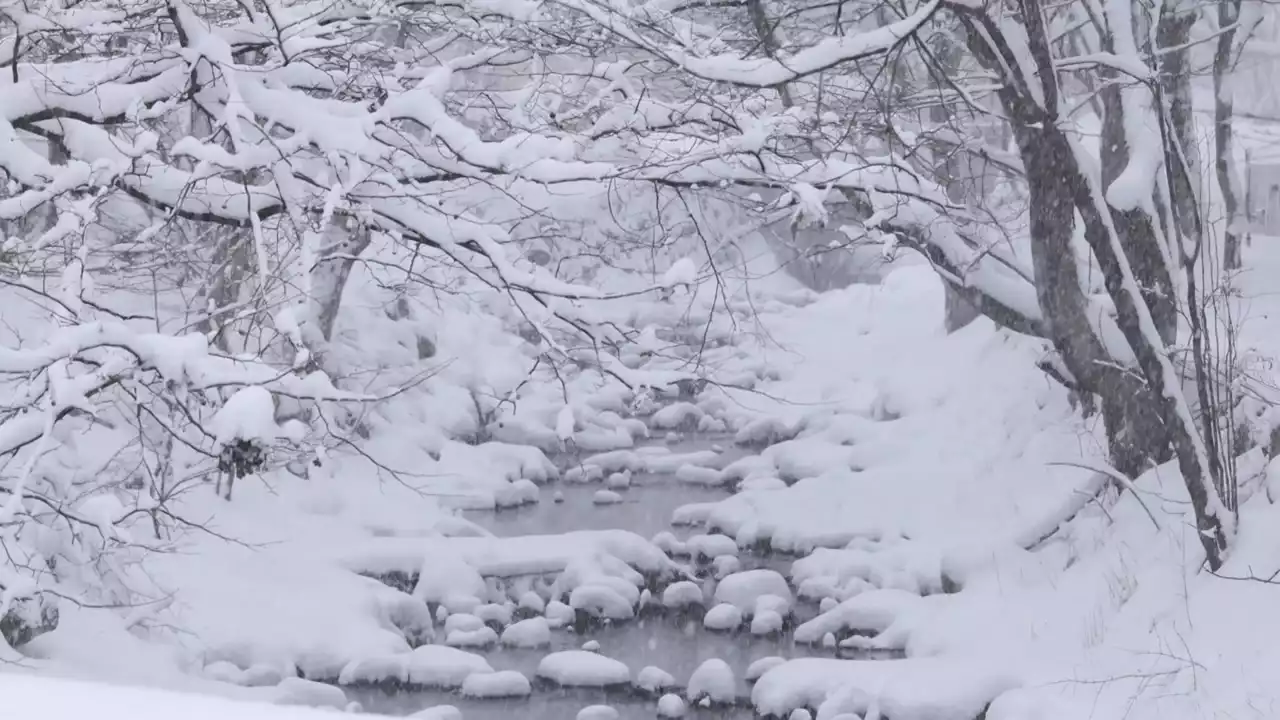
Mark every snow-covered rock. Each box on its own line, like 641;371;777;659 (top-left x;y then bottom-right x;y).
502;617;551;648
687;659;736;705
714;569;792;617
411;706;463;720
576;705;620;720
593;490;623;505
704;603;743;631
518;591;546;614
272;677;351;709
712;555;741;578
754;594;791;618
405;646;494;687
751;609;784;635
658;693;687;718
661;581;704;609
675;465;724;486
445;626;498;648
637;665;676;693
338;654;408;686
460;670;532;698
443;614;485;635
651;531;687;555
570;584;635;620
745;656;785;681
546;600;574;627
687;534;738;559
537;650;630;687
473;603;513;626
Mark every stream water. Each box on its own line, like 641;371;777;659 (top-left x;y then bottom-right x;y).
355;434;889;719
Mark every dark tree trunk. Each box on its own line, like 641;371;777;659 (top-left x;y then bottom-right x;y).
1158;10;1200;243
952;0;1226;568
1214;0;1244;270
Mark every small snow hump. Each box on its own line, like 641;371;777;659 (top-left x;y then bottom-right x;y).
687;658;736;705
657;694;687;718
537;650;630;687
411;705;462;720
576;705;620;720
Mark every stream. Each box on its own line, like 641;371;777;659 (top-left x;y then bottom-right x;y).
354;433;893;720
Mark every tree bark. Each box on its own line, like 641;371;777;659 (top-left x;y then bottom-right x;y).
1158;9;1200;243
952;0;1226;567
1214;0;1244;270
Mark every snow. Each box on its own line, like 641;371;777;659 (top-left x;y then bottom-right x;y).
405;646;494;688
714;569;793;617
0;673;358;719
703;603;744;631
443;614;485;635
412;706;463;720
750;609;784;635
569;584;636;619
576;705;620;720
686;533;738;559
11;19;1280;719
659;0;942;86
501;617;552;647
592;489;623;505
211;386;282;448
745;656;786;681
460;670;532;698
537;650;631;686
712;555;741;578
637;665;677;692
661;258;698;287
657;693;688;718
445;626;498;647
661;581;705;609
687;658;736;705
751;658;1018;720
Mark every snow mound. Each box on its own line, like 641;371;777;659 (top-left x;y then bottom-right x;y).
750;609;784;635
537;650;631;686
751;658;1018;720
576;705;620;720
687;534;738;559
794;589;922;644
658;693;687;717
661;581;704;609
411;706;463;720
460;670;532;698
405;646;494;688
502;617;551;648
704;603;743;631
745;656;785;681
270;678;350;710
687;658;736;705
445;627;498;648
637;665;676;693
714;569;793;617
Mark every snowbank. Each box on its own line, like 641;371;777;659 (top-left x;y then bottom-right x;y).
752;658;1018;719
0;672;363;720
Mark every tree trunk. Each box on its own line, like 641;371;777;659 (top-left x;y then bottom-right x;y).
1158;9;1200;243
1214;0;1244;270
954;1;1227;568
